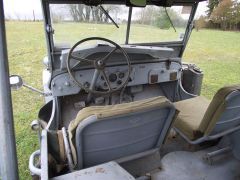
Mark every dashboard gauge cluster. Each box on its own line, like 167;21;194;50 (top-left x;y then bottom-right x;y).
99;69;128;90
51;62;181;96
99;71;128;90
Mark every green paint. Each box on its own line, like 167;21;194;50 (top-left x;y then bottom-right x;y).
130;0;146;6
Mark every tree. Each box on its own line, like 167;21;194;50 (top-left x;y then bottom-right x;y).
165;8;187;28
138;6;156;25
68;5;120;23
231;0;240;30
210;0;233;30
207;0;220;17
69;4;88;22
154;9;171;29
136;7;185;29
51;11;64;23
195;16;208;31
154;8;186;29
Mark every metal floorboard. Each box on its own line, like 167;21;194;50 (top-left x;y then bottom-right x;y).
152;149;240;180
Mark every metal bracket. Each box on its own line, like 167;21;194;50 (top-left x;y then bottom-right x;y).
46;24;54;34
202;147;231;165
29;150;41;176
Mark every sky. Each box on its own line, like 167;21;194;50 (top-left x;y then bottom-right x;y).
4;0;43;20
3;0;208;20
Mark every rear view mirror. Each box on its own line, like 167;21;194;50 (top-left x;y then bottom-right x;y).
9;75;23;90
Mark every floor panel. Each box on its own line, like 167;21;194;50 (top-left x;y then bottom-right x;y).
152;149;240;180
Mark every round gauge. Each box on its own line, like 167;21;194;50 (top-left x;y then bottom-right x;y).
109;73;118;82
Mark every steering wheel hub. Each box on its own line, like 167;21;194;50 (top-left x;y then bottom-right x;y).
95;60;105;69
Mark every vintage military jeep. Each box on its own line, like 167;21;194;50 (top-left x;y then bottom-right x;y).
1;0;240;179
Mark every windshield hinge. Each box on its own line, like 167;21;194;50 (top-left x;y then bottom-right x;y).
46;24;54;34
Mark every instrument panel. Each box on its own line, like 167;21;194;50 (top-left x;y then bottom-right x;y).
51;61;181;96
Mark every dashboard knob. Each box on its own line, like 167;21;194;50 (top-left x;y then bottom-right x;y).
117;80;122;85
109;73;117;82
84;82;90;88
118;72;125;79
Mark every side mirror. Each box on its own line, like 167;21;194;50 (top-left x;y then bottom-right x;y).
9;75;23;90
9;75;51;96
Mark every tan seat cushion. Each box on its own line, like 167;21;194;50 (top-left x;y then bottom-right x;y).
174;85;240;140
174;96;210;140
200;85;240;135
68;96;174;164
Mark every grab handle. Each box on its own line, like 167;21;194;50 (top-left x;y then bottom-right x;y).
29;150;41;176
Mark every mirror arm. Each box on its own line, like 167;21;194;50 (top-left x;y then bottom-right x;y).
23;84;52;96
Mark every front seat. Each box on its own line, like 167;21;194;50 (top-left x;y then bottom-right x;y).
174;85;240;144
68;96;178;169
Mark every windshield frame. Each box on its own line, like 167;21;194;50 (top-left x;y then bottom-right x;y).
41;0;198;71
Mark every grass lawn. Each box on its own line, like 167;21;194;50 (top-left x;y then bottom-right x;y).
52;22;185;45
4;21;240;179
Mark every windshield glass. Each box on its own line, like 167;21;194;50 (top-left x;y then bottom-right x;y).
130;6;191;43
50;4;191;46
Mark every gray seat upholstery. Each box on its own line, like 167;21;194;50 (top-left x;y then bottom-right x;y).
68;96;178;169
174;85;240;143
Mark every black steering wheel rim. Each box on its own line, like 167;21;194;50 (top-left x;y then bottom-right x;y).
66;37;131;95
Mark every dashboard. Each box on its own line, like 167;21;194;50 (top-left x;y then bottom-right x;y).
51;61;181;96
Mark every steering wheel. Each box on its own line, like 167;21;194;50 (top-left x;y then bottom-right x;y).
67;37;131;95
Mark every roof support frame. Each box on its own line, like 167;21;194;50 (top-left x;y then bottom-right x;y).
0;0;19;179
41;0;54;72
125;6;132;44
179;2;198;57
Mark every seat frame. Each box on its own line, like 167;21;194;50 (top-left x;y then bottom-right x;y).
75;106;177;169
174;90;240;144
174;125;240;145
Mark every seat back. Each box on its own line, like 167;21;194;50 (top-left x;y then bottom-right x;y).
68;96;177;169
199;85;240;136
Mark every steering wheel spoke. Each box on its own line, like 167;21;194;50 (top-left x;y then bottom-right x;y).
102;47;119;62
89;69;100;91
71;61;81;70
101;70;112;91
70;54;93;63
